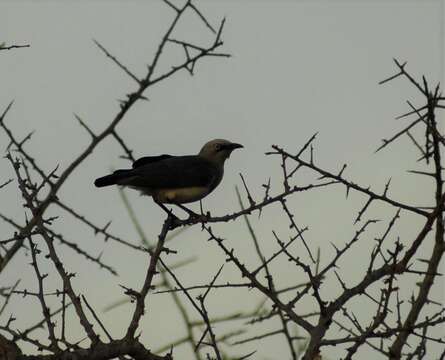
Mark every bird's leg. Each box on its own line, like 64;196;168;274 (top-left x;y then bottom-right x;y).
154;200;180;222
199;200;204;216
175;203;200;219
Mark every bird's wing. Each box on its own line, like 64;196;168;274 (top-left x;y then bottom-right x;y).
119;156;219;189
132;154;173;169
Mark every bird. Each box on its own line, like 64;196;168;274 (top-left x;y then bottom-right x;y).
94;139;243;207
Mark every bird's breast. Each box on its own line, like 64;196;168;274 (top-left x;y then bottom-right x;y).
154;187;210;204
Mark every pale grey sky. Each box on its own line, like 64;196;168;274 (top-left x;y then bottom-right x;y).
1;1;444;359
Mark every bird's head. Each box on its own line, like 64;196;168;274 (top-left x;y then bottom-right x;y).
199;139;243;164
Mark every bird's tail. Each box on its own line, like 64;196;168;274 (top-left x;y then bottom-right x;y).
94;169;131;188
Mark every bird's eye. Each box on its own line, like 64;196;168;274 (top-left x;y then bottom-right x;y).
214;144;221;151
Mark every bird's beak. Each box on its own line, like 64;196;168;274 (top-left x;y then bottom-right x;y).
225;142;243;151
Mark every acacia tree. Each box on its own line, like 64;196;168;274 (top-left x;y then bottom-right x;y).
0;2;444;360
